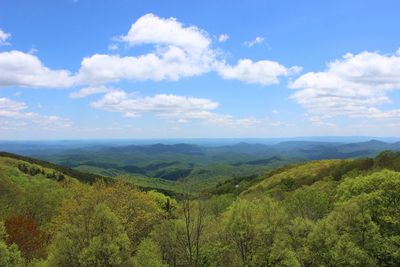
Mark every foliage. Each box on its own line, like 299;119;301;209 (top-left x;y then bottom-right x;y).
132;238;167;267
4;215;47;261
0;221;24;267
47;204;132;267
0;152;108;183
1;150;400;266
52;180;163;250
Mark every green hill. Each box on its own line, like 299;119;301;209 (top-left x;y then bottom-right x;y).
0;152;182;197
241;150;400;201
1;150;400;266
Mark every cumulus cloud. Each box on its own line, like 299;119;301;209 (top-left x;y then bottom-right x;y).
218;34;229;43
290;49;400;120
90;90;258;127
0;97;72;128
0;15;299;89
120;13;211;52
243;36;265;48
91;90;218;118
0;50;74;88
77;14;215;84
0;29;11;46
217;59;301;85
77;46;214;84
69;86;115;99
76;14;297;86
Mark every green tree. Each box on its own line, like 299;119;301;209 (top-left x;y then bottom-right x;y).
151;220;186;267
335;170;400;265
307;217;375;267
133;238;167;267
52;180;162;251
286;217;314;265
284;180;335;221
0;222;24;267
222;197;297;266
205;194;235;218
47;204;132;267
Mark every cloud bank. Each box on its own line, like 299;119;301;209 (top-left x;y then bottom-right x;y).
91;90;258;126
0;97;71;129
76;14;298;86
0;51;74;88
290;49;400;120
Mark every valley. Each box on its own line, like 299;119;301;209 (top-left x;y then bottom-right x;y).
1;141;400;266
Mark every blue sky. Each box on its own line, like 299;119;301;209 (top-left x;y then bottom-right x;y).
0;0;400;139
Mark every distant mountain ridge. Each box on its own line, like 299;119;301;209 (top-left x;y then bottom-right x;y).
1;139;399;189
104;143;205;155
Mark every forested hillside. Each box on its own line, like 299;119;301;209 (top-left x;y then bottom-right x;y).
1;151;400;266
2;139;399;194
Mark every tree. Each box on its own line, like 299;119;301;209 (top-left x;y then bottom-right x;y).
151;220;185;267
222;197;296;266
4;214;47;261
335;170;400;265
47;204;132;267
52;180;162;251
284;180;335;221
304;169;400;266
150;198;209;267
181;197;206;267
285;217;314;266
91;180;163;249
0;222;24;267
132;238;167;267
22;179;66;227
374;150;400;171
205;194;235;218
307;216;375;267
0;177;23;219
147;190;177;219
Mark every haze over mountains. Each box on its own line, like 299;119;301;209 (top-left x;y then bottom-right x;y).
1;138;399;191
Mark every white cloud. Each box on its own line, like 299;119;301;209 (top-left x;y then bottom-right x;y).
0;97;71;128
243;36;265;48
0;29;11;46
217;59;301;85
91;90;218;118
90;90;258;127
290;49;400;120
0;50;74;88
201;113;260;127
77;14;296;86
77;14;216;84
77;45;214;84
69;86;115;99
218;34;229;43
0;15;298;89
0;97;27;117
78;14;215;84
120;13;211;52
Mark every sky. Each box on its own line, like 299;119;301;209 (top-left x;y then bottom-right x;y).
0;0;400;139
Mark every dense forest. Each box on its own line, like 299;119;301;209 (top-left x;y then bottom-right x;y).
3;139;400;193
1;150;400;266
